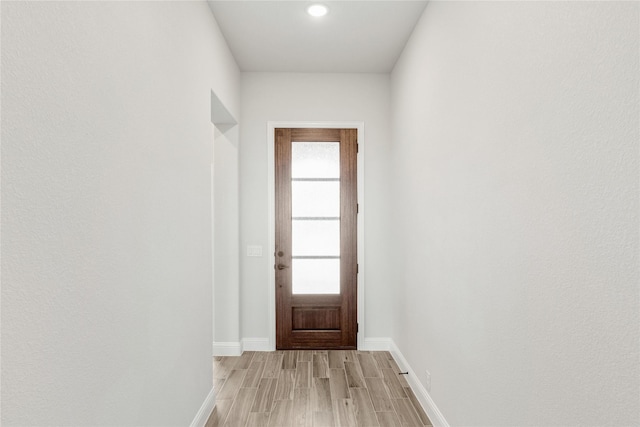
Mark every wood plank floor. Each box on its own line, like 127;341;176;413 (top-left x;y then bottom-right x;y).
206;351;432;427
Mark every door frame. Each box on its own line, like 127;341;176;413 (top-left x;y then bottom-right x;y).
267;121;365;351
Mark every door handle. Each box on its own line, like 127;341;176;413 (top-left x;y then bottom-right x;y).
277;264;289;270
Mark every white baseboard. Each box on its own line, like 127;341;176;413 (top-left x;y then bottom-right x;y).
212;341;242;356
361;337;393;351
190;387;216;427
242;338;271;352
388;340;450;427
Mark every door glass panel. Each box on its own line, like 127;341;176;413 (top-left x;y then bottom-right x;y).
292;220;340;256
292;259;340;294
291;141;341;295
291;142;340;178
292;181;340;217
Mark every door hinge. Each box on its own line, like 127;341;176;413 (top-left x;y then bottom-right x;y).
357;264;359;274
357;204;359;214
357;144;359;153
357;323;359;332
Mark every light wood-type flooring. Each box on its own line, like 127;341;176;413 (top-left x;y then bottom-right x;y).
205;350;432;427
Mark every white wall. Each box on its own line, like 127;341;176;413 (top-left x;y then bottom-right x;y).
213;126;240;345
239;73;393;344
390;2;639;426
1;1;239;425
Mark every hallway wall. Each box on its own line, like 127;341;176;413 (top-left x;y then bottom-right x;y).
238;72;395;344
213;126;240;345
390;1;639;425
1;2;239;425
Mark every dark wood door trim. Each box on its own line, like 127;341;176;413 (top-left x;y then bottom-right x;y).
339;128;358;348
274;128;294;349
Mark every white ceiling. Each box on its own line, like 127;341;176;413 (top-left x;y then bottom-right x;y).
207;1;429;73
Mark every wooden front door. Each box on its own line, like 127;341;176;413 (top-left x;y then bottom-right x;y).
275;128;358;350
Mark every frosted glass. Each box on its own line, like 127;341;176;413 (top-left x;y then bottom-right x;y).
292;259;340;294
291;142;340;178
292;181;340;218
292;220;340;256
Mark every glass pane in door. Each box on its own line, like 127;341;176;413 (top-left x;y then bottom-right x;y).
292;259;340;294
292;181;340;217
292;142;340;178
292;220;340;256
291;141;340;295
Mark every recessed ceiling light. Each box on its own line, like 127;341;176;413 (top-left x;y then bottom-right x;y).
307;4;328;17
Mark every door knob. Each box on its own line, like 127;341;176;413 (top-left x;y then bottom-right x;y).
277;264;289;270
